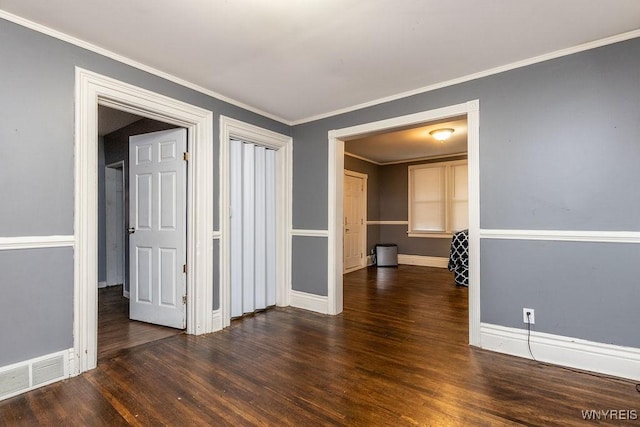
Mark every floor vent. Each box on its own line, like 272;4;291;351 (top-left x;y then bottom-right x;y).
32;355;65;387
0;366;29;400
0;350;70;401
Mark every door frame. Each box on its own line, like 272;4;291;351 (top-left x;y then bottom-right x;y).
328;100;481;346
343;169;368;273
219;116;292;328
74;68;214;374
104;160;126;293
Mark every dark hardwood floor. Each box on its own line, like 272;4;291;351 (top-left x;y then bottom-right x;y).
2;266;638;426
98;285;183;359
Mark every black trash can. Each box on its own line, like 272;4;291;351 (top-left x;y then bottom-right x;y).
375;243;398;267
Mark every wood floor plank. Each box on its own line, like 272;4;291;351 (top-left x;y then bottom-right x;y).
1;266;638;425
97;285;183;360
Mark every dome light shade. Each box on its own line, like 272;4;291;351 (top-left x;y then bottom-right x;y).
429;128;454;141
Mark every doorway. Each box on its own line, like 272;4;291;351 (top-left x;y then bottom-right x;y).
327;100;481;346
74;68;214;375
105;161;125;292
219;116;293;328
98;112;188;358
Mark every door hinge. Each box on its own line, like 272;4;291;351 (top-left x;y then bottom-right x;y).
183;264;187;273
182;295;187;305
183;152;190;161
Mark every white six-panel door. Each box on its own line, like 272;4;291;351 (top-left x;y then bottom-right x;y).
129;128;187;329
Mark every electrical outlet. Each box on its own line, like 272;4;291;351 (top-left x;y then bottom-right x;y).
523;308;535;324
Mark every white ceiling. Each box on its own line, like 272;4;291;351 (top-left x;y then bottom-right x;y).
345;117;467;164
1;1;639;124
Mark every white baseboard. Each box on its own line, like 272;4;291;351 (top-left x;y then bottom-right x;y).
123;290;130;299
366;255;374;266
211;309;223;332
480;323;640;381
397;254;449;268
290;290;329;314
0;348;73;401
97;281;107;288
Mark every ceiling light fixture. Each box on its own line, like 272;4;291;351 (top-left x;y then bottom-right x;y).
429;128;454;142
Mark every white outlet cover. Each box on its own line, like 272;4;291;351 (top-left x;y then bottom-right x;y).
523;308;535;324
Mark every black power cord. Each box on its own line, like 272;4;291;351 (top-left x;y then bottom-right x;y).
525;312;640;393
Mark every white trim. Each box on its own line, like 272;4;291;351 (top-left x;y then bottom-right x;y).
380;152;467;166
293;30;640;125
212;231;221;240
480;229;640;244
366;255;374;266
367;220;408;226
290;290;329;315
0;348;73;401
480;323;640;382
74;68;214;375
97;281;107;289
290;229;329;237
345;150;468;167
211;309;223;332
219;116;293;329
344;151;380;165
329;100;481;346
0;235;74;251
397;254;449;268
0;10;289;126
123;290;130;299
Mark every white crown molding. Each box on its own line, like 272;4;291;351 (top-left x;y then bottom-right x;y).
293;30;640;125
344;151;380;165
380;152;468;166
480;229;640;244
480;323;640;381
290;229;329;237
3;10;638;128
345;151;467;166
0;10;290;126
0;235;74;251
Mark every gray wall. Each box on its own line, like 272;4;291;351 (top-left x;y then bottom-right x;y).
0;17;287;366
102;117;180;293
292;37;640;347
0;248;74;366
343;154;466;257
2;14;639;366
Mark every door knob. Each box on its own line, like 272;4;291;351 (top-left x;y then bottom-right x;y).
128;227;136;234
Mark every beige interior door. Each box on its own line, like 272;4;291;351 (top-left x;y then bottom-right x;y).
344;172;366;273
